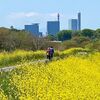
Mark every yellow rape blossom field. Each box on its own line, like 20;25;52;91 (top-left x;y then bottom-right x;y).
0;51;100;100
0;49;60;68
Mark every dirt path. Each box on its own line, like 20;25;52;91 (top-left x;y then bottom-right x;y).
0;59;49;72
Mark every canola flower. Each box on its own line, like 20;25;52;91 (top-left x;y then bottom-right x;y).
0;52;100;100
0;89;7;100
0;49;60;68
60;47;90;57
0;50;45;67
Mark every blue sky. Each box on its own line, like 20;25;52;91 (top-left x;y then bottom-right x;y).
0;0;100;34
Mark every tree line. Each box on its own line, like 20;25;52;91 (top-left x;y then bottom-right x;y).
0;27;49;51
0;27;100;51
47;29;100;51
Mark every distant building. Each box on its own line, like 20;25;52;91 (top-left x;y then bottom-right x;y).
68;19;78;31
24;23;42;37
68;12;81;31
47;13;60;35
47;21;60;35
78;12;81;30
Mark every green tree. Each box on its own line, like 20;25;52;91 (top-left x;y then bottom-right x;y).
46;34;57;41
95;29;100;39
57;30;72;41
81;29;94;38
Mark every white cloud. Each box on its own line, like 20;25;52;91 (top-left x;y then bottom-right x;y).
7;12;65;20
49;13;58;17
8;12;40;19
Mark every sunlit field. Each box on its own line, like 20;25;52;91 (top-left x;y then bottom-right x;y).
0;48;89;68
0;50;61;68
0;50;45;68
0;49;100;100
